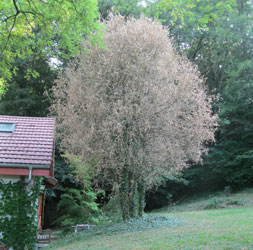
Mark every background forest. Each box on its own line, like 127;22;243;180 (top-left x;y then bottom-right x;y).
0;0;252;228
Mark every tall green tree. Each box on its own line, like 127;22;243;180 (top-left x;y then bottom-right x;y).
148;0;239;91
204;0;253;187
98;0;144;20
0;56;56;117
205;81;253;188
0;0;99;94
142;0;253;196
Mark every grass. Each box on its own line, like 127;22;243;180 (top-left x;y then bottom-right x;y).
159;188;253;213
47;188;253;250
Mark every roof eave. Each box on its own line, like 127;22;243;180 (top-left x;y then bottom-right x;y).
0;163;51;169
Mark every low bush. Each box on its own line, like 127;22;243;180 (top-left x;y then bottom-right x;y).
204;198;245;210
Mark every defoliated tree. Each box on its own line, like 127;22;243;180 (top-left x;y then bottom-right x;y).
51;15;217;219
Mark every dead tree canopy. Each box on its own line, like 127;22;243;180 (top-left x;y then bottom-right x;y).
51;15;218;219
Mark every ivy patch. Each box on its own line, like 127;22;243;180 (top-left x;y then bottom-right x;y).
0;177;42;250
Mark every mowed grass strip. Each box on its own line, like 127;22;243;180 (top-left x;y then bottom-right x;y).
48;206;253;250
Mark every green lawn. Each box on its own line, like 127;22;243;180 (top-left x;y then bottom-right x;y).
47;189;253;250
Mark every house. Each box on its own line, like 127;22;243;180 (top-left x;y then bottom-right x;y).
0;115;57;232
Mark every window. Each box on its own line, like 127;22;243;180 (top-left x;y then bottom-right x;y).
0;123;16;133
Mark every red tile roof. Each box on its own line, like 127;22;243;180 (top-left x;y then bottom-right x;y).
0;116;55;167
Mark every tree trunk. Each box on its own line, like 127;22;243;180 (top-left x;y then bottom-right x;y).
119;168;130;220
128;177;138;218
137;182;146;217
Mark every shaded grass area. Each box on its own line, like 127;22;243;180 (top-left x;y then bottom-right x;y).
47;189;253;250
48;215;181;249
160;187;253;213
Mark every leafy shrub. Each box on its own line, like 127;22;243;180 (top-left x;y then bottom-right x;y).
55;188;102;233
204;198;245;210
53;154;105;232
101;195;122;223
204;198;223;209
224;199;244;206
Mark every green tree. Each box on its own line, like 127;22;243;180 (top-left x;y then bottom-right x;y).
0;0;99;94
147;0;239;91
98;0;144;20
204;31;253;188
143;0;253;197
183;1;253;190
205;82;253;188
55;154;103;231
0;56;56;116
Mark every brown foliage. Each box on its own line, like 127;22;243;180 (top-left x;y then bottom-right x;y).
51;15;217;194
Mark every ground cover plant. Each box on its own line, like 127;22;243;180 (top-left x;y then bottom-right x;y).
47;188;253;250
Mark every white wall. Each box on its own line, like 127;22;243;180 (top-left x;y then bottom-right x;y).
0;175;21;183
